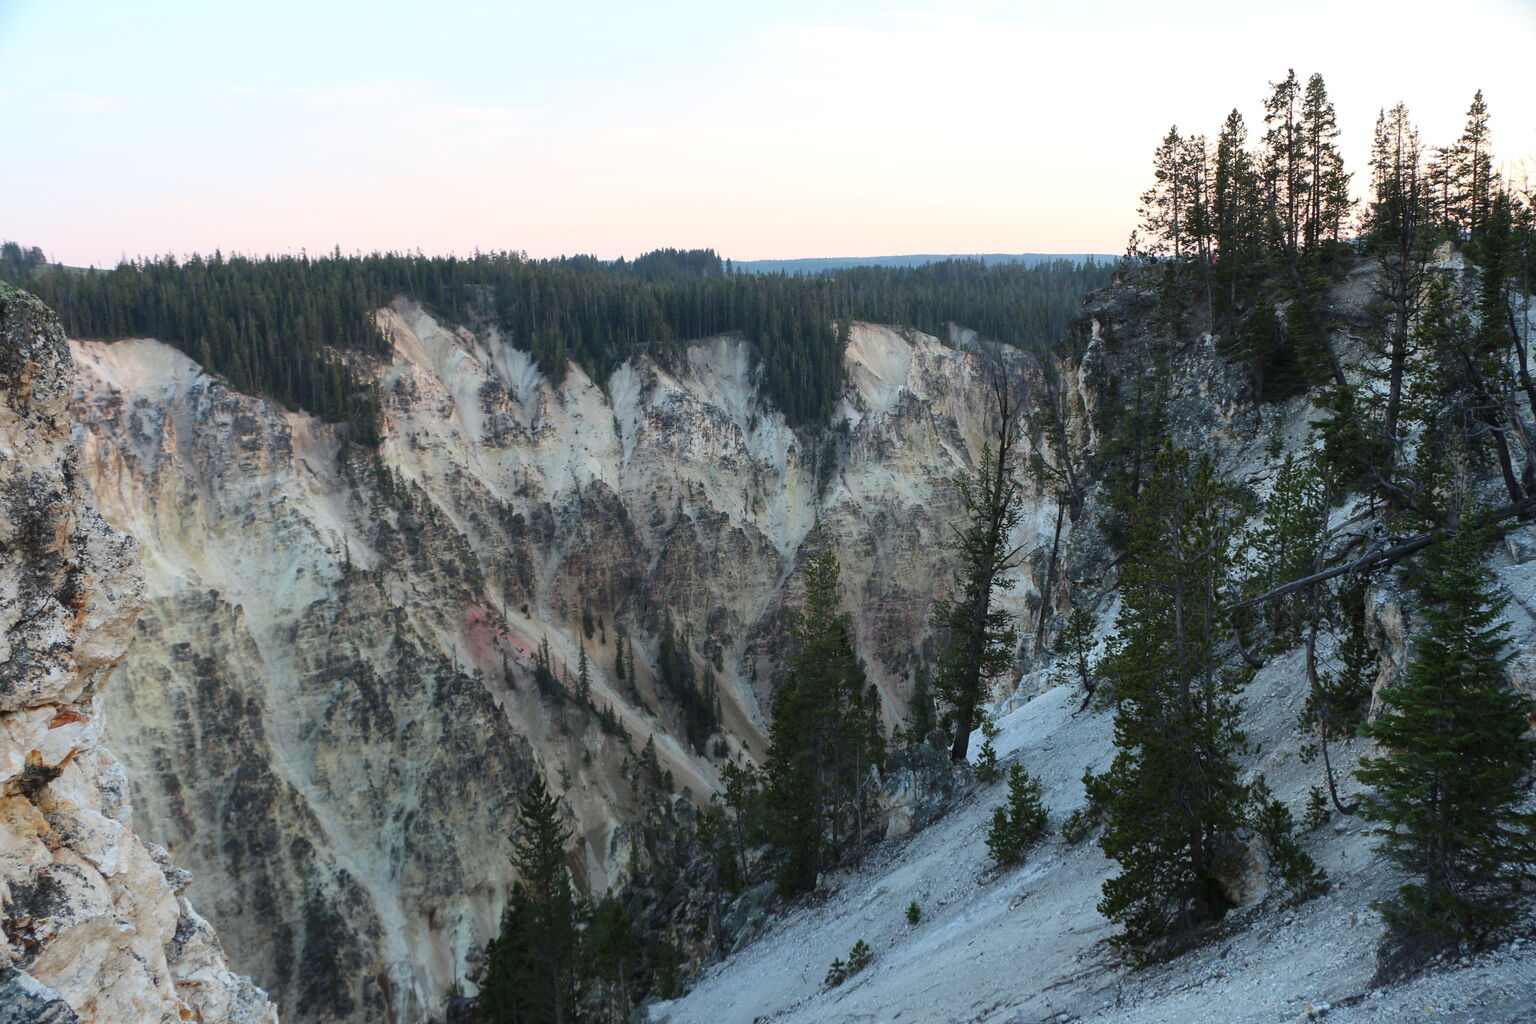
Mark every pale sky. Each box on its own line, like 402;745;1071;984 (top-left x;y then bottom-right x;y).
2;0;1532;267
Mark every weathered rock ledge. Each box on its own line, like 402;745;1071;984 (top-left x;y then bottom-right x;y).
1;283;277;1024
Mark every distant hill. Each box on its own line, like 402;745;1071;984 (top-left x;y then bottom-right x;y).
730;253;1116;275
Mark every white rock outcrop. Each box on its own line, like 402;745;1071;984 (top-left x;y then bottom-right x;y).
0;283;277;1024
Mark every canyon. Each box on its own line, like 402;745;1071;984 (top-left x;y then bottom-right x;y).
65;298;1062;1023
9;243;1532;1023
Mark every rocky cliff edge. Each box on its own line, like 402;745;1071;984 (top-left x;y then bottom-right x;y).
0;283;276;1024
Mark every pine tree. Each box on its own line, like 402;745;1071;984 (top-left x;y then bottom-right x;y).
1467;192;1536;502
482;773;579;1024
1095;365;1170;552
1053;605;1099;710
973;716;1001;783
1221;292;1306;403
933;359;1025;762
1245;452;1328;647
1402;277;1481;512
1138;126;1194;262
577;644;591;704
903;665;937;746
1212;108;1263;321
1363;102;1435;463
1096;445;1249;960
986;763;1049;866
1356;517;1536;953
1263;69;1306;259
534;636;562;700
1181;133;1215;313
717;756;765;887
763;526;885;895
1451;90;1495;239
589;895;641;1020
638;734;663;789
1299;73;1350;252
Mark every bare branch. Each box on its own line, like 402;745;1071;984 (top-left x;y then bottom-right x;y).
1228;497;1536;612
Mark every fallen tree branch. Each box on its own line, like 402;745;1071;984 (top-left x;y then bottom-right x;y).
1228;497;1536;612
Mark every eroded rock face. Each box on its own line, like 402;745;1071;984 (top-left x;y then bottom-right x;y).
0;283;276;1024
68;303;1065;1023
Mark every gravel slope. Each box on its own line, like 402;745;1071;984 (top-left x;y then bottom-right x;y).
647;672;1535;1024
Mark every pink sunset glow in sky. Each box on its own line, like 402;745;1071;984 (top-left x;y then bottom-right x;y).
2;0;1532;267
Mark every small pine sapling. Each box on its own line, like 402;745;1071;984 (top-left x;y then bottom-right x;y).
1247;777;1328;901
824;939;873;986
974;716;1002;783
1053;605;1099;710
845;939;873;973
1062;768;1109;845
905;901;921;925
1303;786;1330;831
986;764;1049;866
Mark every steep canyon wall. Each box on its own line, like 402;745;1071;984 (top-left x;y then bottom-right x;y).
0;283;276;1024
68;302;1063;1023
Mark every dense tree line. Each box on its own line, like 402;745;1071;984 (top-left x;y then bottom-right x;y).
1;245;390;441
0;242;1112;436
1133;74;1535;414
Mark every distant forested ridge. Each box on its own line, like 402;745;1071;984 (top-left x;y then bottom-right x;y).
0;242;1114;439
732;253;1116;274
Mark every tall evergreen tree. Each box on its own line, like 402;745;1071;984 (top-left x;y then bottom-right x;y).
1096;446;1249;960
903;665;938;746
589;896;642;1022
1357;517;1536;953
1218;290;1307;404
481;773;579;1024
1263;69;1306;259
1244;452;1328;647
763;527;885;895
1299;73;1350;251
1138;127;1194;262
1212;109;1263;320
933;359;1025;762
1053;605;1099;710
1451;90;1495;239
1182;132;1215;311
1468;192;1536;501
577;644;591;704
1094;363;1170;552
613;623;627;681
655;616;719;752
1363;101;1435;467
